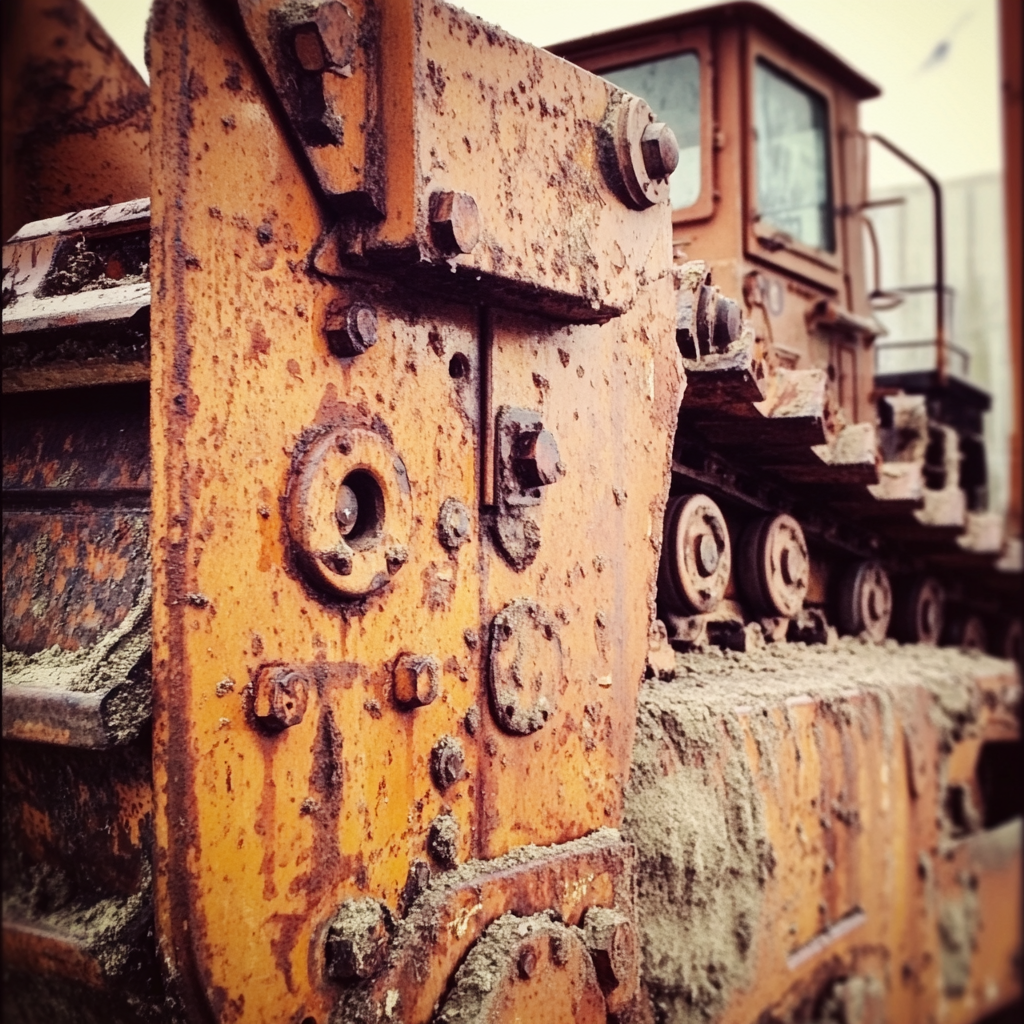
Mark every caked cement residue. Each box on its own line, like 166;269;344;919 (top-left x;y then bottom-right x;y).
624;637;1014;1023
338;829;624;1024
434;910;588;1024
627;665;774;1023
812;973;886;1023
2;858;156;988
2;580;151;695
938;879;980;997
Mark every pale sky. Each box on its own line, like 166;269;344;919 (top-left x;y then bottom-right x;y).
85;0;1003;189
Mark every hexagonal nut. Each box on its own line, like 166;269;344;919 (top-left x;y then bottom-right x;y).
639;121;679;179
253;666;309;731
430;734;466;791
427;813;460;868
291;0;356;72
393;654;440;708
324;897;394;982
581;907;639;1011
325;300;378;357
430;191;481;254
400;858;431;913
512;428;563;489
437;497;471;551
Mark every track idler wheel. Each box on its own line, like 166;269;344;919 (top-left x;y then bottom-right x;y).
892;576;945;645
944;613;988;652
835;560;892;643
736;513;809;619
995;618;1022;663
658;494;731;615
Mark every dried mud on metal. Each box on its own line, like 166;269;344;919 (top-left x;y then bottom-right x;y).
626;638;1018;1024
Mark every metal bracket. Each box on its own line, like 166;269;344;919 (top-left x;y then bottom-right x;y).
491;406;564;570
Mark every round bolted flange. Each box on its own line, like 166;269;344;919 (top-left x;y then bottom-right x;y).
393;653;440;708
658;494;731;615
430;191;481;254
437;497;472;551
430;734;466;791
253;665;309;731
835;560;892;643
736;513;809;619
488;599;562;735
697;532;720;577
323;898;394;982
285;423;413;600
324;300;378;357
781;542;806;587
640;121;680;179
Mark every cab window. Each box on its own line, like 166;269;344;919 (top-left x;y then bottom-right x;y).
753;58;835;252
603;51;701;210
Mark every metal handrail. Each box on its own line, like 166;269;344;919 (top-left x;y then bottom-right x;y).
867;134;948;383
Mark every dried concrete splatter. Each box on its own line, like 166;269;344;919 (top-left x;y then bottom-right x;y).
624;637;1014;1023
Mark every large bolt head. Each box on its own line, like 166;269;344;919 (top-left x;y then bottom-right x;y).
292;2;356;73
325;301;378;357
713;296;743;350
513;428;562;490
430;191;481;254
324;898;393;982
430;734;466;791
427;813;460;868
640;121;680;180
437;497;471;551
393;654;440;708
581;907;640;1011
253;666;309;731
293;25;327;71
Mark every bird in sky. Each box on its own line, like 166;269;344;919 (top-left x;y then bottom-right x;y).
918;8;974;72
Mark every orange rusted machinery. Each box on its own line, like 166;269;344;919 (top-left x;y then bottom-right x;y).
1;1;1021;1023
552;2;1022;659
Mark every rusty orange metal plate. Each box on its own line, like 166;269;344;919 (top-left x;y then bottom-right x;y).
147;0;680;1019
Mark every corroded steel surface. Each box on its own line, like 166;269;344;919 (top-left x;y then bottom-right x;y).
628;652;1021;1024
147;0;680;1019
2;386;151;653
343;829;636;1022
1;0;150;242
2;2;1020;1022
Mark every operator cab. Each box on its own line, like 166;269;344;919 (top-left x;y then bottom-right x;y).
551;1;882;427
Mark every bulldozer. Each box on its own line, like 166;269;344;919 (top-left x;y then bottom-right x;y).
2;0;1020;1021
